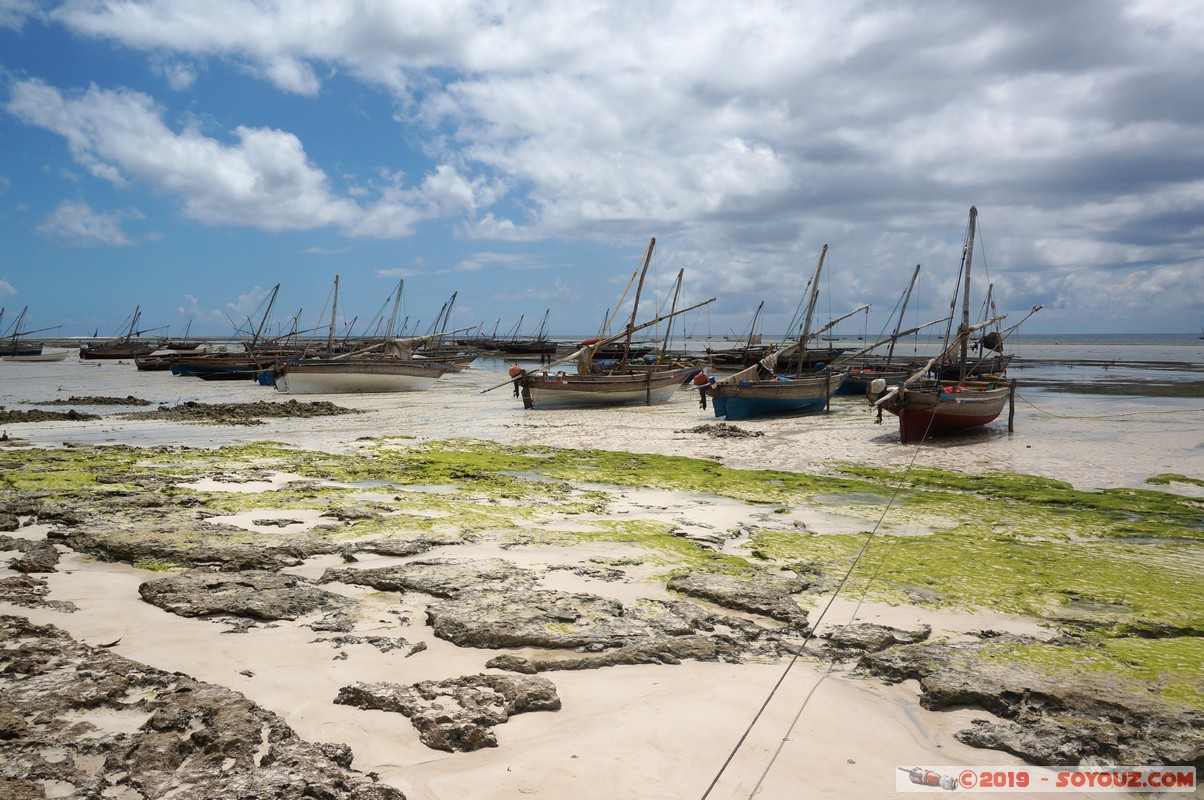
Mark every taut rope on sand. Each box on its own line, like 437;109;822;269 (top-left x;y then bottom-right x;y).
700;436;932;799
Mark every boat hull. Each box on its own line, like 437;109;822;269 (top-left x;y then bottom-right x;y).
2;350;68;362
707;371;846;420
883;383;1011;442
521;370;688;409
0;343;43;357
274;360;451;394
839;367;912;396
171;358;270;378
79;343;158;360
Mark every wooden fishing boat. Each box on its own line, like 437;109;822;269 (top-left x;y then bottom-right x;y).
837;265;923;396
515;367;693;408
0;306;54;356
80;306;160;359
274;340;460;394
869;207;1039;443
502;239;713;409
273;279;466;394
705;301;772;368
705;245;854;420
2;349;69;362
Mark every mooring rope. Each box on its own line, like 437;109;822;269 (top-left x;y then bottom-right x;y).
1017;393;1204;419
699;424;934;799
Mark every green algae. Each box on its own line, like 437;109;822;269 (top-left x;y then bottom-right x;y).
134;560;180;571
978;637;1204;710
1147;473;1204;488
4;436;1202;711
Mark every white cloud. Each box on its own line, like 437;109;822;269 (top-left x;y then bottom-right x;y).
6;79;485;237
0;278;15;298
36;200;136;246
13;1;1204;330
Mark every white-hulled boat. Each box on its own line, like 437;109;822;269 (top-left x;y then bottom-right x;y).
274;335;460;394
275;357;455;394
2;349;69;362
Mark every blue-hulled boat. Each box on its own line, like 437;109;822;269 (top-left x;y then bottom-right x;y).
704;244;853;420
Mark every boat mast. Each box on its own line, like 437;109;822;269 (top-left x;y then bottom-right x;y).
747;301;764;348
959;207;978;383
385;279;404;340
657;269;685;363
794;244;827;375
622;237;656;365
885;264;921;368
250;284;280;351
326;276;340;354
125;307;141;342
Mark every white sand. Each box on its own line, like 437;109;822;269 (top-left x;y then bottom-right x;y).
3;357;1196;798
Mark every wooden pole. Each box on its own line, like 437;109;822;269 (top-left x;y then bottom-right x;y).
1007;379;1017;432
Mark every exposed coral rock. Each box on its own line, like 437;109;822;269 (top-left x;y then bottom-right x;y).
335;673;560;752
0;615;404;799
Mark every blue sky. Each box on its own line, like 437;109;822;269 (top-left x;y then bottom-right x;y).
2;0;1203;342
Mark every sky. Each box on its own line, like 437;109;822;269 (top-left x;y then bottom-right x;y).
2;0;1203;343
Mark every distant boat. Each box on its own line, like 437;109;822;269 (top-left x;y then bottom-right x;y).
80;306;159;360
273;278;466;394
705;301;771;368
0;306;53;357
838;264;925;397
274;350;459;394
2;349;69;363
492;310;558;358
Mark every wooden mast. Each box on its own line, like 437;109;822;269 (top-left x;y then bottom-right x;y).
620;237;656;367
958;207;978;383
885;264;921;369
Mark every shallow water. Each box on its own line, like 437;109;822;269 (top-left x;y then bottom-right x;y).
2;346;1202;493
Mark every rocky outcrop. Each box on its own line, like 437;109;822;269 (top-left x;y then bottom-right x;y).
49;515;339;570
426;586;804;669
335;673;560;752
0;575;77;612
323;557;537;597
860;636;1204;769
666;572;810;623
118;399;361;425
0;615;403;799
139;569;356;624
0;534;60;573
821;622;931;655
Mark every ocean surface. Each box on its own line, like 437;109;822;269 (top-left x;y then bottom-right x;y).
3;334;1202;495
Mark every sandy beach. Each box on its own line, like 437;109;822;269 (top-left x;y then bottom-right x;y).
1;354;1202;799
